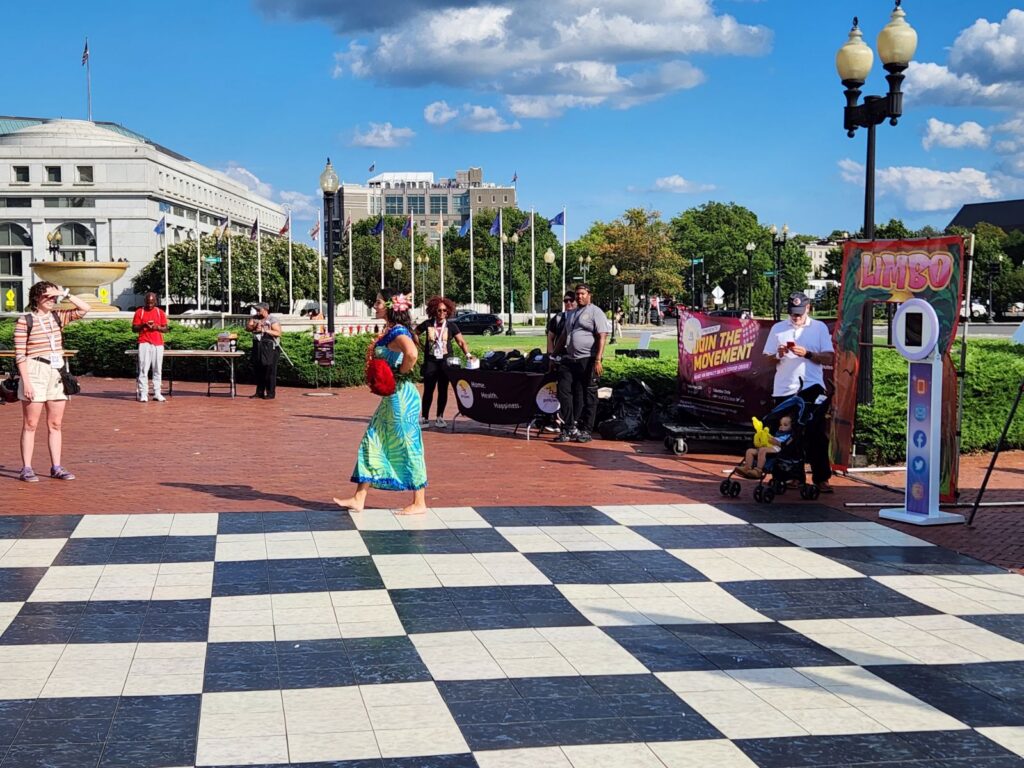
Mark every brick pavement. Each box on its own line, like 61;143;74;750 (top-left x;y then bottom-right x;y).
1;376;1021;571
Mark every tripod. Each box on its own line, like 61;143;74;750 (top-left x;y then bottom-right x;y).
968;376;1024;526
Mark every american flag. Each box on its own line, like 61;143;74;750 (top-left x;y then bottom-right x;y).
81;39;89;66
279;216;290;236
309;220;320;241
249;217;258;241
511;171;517;184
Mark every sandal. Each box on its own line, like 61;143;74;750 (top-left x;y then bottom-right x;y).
50;466;76;481
19;467;39;483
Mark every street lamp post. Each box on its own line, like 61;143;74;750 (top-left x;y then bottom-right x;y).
506;232;519;335
543;247;556;322
745;241;755;312
577;255;591;283
319;158;340;334
609;264;619;344
769;224;788;321
416;254;430;300
46;230;62;261
836;1;918;405
987;255;1002;324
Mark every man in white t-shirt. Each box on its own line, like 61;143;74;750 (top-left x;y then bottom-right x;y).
761;292;835;492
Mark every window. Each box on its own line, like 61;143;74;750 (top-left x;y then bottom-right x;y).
0;252;23;276
477;195;482;203
430;195;448;214
76;166;93;183
408;196;425;214
0;198;31;208
0;223;31;247
46;166;61;183
491;195;496;203
455;194;469;214
12;166;28;183
43;197;95;208
385;195;404;215
57;222;96;247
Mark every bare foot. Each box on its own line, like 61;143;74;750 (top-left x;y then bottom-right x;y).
333;497;364;512
395;503;427;516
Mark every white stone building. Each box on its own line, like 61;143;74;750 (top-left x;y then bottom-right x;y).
0;117;286;311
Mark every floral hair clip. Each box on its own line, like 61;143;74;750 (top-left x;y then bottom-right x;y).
387;294;412;312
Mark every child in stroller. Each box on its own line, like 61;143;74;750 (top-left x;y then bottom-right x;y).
736;415;793;479
720;395;823;503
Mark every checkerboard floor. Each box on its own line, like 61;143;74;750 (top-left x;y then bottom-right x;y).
1;503;1023;768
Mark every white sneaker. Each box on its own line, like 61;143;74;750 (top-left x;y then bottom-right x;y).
153;394;166;402
434;418;447;429
138;395;148;403
420;417;431;428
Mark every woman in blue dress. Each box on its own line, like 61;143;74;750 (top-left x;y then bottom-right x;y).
335;289;427;515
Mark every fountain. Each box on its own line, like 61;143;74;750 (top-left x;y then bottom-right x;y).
30;260;129;313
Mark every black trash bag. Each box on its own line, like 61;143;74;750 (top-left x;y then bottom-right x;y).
481;350;507;370
597;378;656;441
646;404;670;440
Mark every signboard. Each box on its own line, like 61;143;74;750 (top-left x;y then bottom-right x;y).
205;257;223;264
4;288;15;310
676;309;835;424
452;369;557;425
313;332;335;366
831;236;964;501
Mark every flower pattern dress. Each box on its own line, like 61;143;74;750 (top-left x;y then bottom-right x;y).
350;326;427;491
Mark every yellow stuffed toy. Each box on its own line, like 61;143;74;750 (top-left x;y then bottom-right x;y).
751;417;772;448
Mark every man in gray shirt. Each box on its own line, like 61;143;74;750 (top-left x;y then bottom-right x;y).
554;283;610;442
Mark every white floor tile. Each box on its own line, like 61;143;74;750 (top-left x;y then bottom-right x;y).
977;726;1024;757
647;739;760;767
0;538;67;568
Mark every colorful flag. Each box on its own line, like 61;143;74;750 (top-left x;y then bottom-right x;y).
158;201;171;213
249;218;258;241
458;219;471;238
368;162;376;173
81;39;89;65
154;216;165;235
400;215;412;239
370;216;384;236
279;217;290;236
516;213;532;234
511;171;518;184
309;220;320;241
548;211;564;226
489;210;501;237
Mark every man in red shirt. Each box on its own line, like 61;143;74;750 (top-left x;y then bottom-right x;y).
132;292;169;402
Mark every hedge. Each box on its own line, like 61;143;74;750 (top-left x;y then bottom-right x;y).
2;320;1022;462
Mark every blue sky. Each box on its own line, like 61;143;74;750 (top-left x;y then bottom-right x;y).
3;0;1023;244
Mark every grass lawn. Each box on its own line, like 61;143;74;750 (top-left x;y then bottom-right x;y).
463;334;679;360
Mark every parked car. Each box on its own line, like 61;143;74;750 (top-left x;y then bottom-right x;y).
659;301;679;319
707;309;752;319
960;300;988;319
456;313;504;335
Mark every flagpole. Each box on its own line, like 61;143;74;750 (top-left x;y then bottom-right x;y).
499;209;505;317
439;222;445;297
196;210;202;310
530;209;536;326
347;218;354;316
162;228;170;313
287;211;293;313
469;207;475;307
410;217;416;306
316;211;323;312
85;38;92;122
256;216;263;303
227;229;233;314
561;206;567;296
379;220;384;291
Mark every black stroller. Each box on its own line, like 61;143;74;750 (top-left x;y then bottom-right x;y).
719;394;825;504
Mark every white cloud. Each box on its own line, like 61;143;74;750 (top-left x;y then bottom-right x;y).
311;0;770;119
349;122;416;147
652;174;715;193
278;190;319;221
424;100;458;125
838;158;1008;212
460;105;520;133
221;163;273;198
904;61;1024;107
922;118;989;151
949;9;1024;84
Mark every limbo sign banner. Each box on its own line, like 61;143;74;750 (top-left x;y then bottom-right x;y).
831;236;964;501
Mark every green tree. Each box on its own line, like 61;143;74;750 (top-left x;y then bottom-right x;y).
597;209;683;312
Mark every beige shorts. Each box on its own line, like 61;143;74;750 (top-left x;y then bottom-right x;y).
19;357;67;403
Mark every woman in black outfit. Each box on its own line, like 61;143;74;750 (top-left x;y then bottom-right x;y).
416;296;470;428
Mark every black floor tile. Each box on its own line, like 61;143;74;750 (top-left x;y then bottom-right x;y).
321;557;385;591
13;716;111;745
0;567;48;601
19;515;83;539
737;732;923;767
460;721;555;750
963;614;1024;644
811;546;1006;577
718;503;864;524
631;524;796;549
216;513;265;534
474;506;616;527
107;695;200;743
624;714;721;741
98;738;197;768
721;578;939;621
525;550;707;583
0;614;80;645
1;741;103;768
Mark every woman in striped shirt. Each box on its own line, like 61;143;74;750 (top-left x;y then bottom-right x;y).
14;281;90;482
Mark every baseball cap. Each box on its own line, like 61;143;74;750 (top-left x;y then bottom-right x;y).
787;292;809;316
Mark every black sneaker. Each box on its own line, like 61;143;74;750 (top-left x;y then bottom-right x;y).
575;431;592;443
555;431;576;443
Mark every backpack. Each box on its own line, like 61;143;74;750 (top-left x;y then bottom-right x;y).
525;348;547;373
481;350;507;371
504;349;525;372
